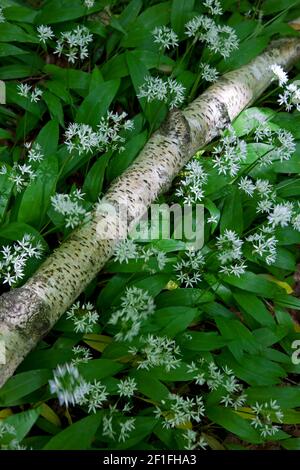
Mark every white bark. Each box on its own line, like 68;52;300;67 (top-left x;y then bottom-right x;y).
1;38;300;387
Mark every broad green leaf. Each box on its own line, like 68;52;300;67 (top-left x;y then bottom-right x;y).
206;406;262;444
121;2;171;48
0;370;51;406
171;0;194;37
37;0;108;24
36;119;59;157
78;359;125;381
3;408;41;442
133;370;169;401
76;79;120;126
17;155;58;228
83;153;110;202
233;291;275;326
220;186;243;235
44;413;102;450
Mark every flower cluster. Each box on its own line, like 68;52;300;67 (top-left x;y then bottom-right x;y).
246;226;278;265
17;83;43;103
270;64;300;112
97;111;134;153
109;287;155;341
155;393;205;429
174;249;205;287
117;377;138;398
54;25;93;63
216;230;247;277
0;234;43;286
0;162;36;192
103;410;136;443
65;112;134;155
26;142;44;163
212;126;247;177
49;364;90;407
78;380;109;413
51;189;90;229
183;430;208;450
0;422;26;451
84;0;95;7
113;239;167;271
152;25;178;50
203;0;223;15
250;400;284;437
175;159;208;204
66;301;99;333
254;125;296;164
238;177;276;214
71;345;92;365
137;76;185;109
188;360;247;410
199;62;219;83
129;334;181;371
37;25;54;43
0;7;5;23
185;15;239;58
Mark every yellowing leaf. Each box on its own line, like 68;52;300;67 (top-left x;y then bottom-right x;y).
202;433;225;450
261;275;293;294
83;334;112;352
176;421;192;430
40;403;61;427
234;407;255;420
0;408;13;419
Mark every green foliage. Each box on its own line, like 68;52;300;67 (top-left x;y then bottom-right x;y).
0;0;300;453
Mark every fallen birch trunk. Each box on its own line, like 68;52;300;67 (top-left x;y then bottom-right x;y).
1;37;300;387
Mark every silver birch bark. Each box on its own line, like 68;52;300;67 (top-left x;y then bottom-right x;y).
1;37;300;387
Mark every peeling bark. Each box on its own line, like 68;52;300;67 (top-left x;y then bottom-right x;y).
1;38;300;387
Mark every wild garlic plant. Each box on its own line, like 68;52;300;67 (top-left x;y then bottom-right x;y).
0;235;43;286
65;112;134;155
270;64;300;112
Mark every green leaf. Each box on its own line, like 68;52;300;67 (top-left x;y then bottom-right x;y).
206;406;262;444
222;272;283;298
126;50;167;126
17;155;58;228
0;23;38;43
0;171;13;222
0;42;29;57
219;36;269;71
121;2;171;48
0;222;47;248
133;370;169;401
78;359;125;381
114;417;157;450
247;386;300;408
233;291;275;326
43;91;64;127
3;408;41;442
36;120;59;157
76;79;120;126
171;0;194;37
37;0;108;24
156;288;214;308
44;413;102;450
151;306;198;337
281;438;300;450
83;153;110;202
0;370;51;406
179;331;227;351
220;186;243;235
